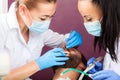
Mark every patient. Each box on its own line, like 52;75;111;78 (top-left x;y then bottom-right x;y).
52;48;87;80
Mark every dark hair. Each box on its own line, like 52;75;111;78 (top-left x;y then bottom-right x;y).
92;0;120;61
16;0;57;9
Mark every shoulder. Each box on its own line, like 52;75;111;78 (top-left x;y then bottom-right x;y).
0;14;7;25
0;14;10;48
0;13;10;38
0;13;9;30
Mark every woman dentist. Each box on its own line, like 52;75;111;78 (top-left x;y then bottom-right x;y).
0;0;82;80
78;0;120;80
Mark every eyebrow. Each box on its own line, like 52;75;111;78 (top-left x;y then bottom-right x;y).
41;11;56;18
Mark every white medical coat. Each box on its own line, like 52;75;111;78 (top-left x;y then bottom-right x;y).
0;2;69;70
103;38;120;75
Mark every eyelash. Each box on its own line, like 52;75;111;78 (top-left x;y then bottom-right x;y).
84;16;92;22
40;18;46;21
87;18;92;21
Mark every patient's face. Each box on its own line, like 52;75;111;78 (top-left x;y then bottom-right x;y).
53;48;87;70
64;48;86;69
52;48;87;80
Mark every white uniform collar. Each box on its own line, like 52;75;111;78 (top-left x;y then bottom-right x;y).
7;2;19;29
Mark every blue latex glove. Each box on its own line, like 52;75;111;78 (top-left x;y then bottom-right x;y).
66;30;82;48
87;57;103;74
36;48;69;70
92;70;120;80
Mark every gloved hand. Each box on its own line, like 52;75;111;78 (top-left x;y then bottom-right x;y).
36;48;69;70
87;57;102;74
66;30;82;48
92;70;120;80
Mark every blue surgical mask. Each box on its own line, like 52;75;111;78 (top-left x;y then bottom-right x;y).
28;20;51;34
84;21;102;36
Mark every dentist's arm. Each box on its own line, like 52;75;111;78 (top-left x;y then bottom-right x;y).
44;30;82;48
4;48;69;80
4;61;39;80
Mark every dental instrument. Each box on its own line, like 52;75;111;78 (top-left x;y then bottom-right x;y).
78;56;103;80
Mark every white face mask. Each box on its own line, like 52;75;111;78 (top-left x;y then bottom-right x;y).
84;20;102;36
28;20;51;34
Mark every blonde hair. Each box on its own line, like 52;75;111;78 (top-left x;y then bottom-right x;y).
16;0;57;9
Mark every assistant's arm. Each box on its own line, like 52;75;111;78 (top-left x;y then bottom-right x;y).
4;48;69;80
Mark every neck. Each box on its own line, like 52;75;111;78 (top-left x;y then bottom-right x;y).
16;10;29;35
16;10;29;43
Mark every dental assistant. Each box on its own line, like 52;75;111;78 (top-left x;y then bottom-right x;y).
78;0;120;80
0;0;82;79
